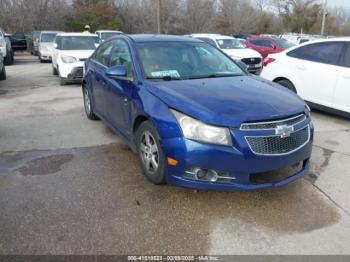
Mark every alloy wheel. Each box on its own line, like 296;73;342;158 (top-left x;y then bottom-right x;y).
84;88;91;115
139;131;159;174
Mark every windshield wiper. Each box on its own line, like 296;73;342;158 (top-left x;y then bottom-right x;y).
146;76;183;81
186;73;243;80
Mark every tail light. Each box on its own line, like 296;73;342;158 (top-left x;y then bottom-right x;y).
263;57;276;67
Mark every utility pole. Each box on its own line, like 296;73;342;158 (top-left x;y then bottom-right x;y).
157;0;161;34
321;0;327;35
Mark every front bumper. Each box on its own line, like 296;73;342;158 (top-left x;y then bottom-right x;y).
59;61;84;82
162;120;314;191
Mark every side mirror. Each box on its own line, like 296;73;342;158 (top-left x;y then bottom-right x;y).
272;44;277;50
106;65;131;81
53;43;58;49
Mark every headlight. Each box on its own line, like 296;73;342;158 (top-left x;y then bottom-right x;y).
171;110;232;146
61;55;77;63
305;104;311;117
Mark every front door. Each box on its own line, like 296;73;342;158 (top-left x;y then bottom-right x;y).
90;41;115;118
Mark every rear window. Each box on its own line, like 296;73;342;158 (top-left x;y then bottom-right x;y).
250;39;272;48
287;42;345;66
57;36;98;50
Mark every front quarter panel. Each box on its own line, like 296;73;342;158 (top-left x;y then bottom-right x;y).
131;83;183;141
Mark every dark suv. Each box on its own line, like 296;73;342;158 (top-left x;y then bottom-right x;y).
10;32;27;52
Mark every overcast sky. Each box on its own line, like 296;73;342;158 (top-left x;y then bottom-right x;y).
323;0;350;8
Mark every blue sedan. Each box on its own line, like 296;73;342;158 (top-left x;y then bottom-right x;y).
82;34;314;191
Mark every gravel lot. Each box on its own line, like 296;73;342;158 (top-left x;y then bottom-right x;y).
0;53;350;255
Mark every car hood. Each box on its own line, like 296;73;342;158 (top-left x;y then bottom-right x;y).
58;50;95;60
145;76;307;127
223;48;262;59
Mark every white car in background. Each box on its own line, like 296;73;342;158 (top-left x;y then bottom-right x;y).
95;30;123;43
261;38;350;116
52;33;99;85
0;29;7;59
38;31;62;62
190;34;263;74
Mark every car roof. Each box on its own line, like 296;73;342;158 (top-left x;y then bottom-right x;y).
96;30;123;33
191;34;236;40
128;34;202;43
41;31;63;34
56;33;98;37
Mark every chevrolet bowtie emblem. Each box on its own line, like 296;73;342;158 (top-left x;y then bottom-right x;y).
275;125;294;138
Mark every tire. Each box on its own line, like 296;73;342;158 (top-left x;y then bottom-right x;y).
0;66;6;80
52;66;58;75
5;54;13;65
59;75;67;86
276;79;297;93
82;85;99;120
135;121;166;185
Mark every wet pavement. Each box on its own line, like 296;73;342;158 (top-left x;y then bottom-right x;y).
0;54;350;255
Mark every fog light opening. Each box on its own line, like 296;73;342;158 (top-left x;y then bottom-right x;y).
185;168;230;183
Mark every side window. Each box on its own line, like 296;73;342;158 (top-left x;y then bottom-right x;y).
198;38;216;47
250;39;272;48
343;43;350;68
94;41;115;66
109;40;134;77
287;42;345;66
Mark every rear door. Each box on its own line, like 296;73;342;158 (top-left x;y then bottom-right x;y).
286;42;345;108
333;43;350;113
90;41;115;118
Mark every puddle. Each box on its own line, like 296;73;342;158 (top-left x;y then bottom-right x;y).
0;150;73;176
17;154;73;176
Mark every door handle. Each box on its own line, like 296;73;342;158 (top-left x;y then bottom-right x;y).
343;75;350;80
296;65;306;70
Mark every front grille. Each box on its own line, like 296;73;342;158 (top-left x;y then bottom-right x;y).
241;57;262;65
241;114;306;130
246;126;310;155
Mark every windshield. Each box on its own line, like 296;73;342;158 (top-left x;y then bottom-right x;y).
33;32;41;40
60;36;98;50
216;39;245;49
274;38;295;49
101;32;120;41
136;42;244;80
41;33;57;43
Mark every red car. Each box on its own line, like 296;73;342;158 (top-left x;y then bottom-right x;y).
245;36;294;58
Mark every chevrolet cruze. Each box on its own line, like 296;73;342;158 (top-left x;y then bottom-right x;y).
82;35;314;191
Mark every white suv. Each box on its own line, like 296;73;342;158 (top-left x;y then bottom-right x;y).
52;33;99;85
190;34;263;74
261;38;350;116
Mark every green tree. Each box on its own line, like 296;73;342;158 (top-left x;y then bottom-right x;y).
65;0;121;32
